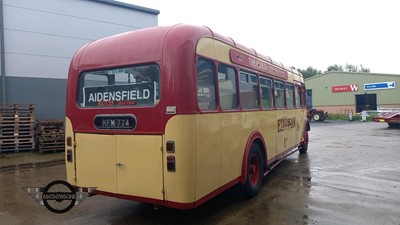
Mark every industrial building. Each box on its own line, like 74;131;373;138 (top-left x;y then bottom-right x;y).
0;0;159;120
305;71;400;114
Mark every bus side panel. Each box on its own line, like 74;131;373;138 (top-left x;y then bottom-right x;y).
196;38;216;59
294;109;307;146
197;37;231;65
255;111;278;160
276;111;289;154
65;117;75;184
275;109;306;156
220;113;246;185
164;115;197;204
75;133;117;193
290;109;306;149
195;114;221;201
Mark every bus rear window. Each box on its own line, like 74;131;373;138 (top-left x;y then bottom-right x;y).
77;64;160;108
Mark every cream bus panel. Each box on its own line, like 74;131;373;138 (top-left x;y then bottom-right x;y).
196;37;231;65
116;135;163;199
164;115;197;204
75;133;117;193
164;110;305;204
196;37;216;59
276;110;306;154
74;133;164;200
196;38;232;64
195;114;221;201
65;117;75;184
220;113;247;185
214;39;232;64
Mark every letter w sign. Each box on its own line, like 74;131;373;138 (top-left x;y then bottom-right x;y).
332;84;358;93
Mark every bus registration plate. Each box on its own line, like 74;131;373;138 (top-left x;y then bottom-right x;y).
94;114;136;130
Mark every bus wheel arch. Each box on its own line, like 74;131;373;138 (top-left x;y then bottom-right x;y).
240;132;267;197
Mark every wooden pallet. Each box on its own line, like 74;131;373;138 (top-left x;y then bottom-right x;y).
0;116;35;123
0;124;35;130
36;133;64;142
0;104;35;117
0;104;34;110
0;134;34;140
0;142;35;152
35;119;65;153
36;119;63;127
0;104;35;153
37;142;65;153
37;140;65;152
0;137;34;144
0;128;33;134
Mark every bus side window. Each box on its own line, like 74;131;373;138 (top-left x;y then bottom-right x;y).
260;76;273;109
274;81;285;108
239;71;259;110
218;64;238;110
295;85;301;108
286;84;294;109
197;58;217;110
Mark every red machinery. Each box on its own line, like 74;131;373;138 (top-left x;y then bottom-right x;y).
307;108;328;121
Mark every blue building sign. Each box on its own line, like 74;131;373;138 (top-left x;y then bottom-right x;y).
364;81;395;90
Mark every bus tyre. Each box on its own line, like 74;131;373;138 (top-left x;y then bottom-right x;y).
244;143;264;198
388;123;400;128
298;143;308;154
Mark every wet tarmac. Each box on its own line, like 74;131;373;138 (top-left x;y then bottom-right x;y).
0;121;399;225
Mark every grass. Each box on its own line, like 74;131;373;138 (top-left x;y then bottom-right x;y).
327;113;379;122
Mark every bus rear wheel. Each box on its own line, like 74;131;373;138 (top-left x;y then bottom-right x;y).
244;143;264;198
298;143;308;154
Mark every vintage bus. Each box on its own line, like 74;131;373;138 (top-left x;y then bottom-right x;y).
65;24;310;209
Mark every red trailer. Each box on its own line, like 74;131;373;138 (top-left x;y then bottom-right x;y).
373;110;400;128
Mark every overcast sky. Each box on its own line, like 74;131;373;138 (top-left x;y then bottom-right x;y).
122;0;400;74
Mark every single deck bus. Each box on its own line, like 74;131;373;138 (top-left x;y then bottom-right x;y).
65;24;310;209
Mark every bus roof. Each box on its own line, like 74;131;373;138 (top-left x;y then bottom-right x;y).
72;24;301;76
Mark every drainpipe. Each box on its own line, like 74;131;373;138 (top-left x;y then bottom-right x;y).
0;0;6;105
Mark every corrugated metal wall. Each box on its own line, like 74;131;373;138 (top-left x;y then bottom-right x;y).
4;0;159;80
305;72;400;106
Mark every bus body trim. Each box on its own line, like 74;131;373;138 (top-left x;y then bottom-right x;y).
90;177;240;210
266;144;300;169
92;190;165;206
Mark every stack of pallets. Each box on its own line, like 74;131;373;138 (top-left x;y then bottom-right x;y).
35;119;65;153
0;104;35;153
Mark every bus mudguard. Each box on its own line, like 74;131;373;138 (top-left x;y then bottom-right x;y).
240;131;267;184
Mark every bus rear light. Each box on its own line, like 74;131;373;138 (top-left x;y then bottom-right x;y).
66;136;72;147
166;140;175;153
67;149;73;162
167;155;176;172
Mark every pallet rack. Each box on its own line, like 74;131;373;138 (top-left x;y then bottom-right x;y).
0;104;35;152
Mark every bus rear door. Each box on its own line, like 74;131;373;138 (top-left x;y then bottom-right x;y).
74;131;164;202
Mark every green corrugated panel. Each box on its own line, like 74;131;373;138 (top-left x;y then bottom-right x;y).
305;72;400;106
